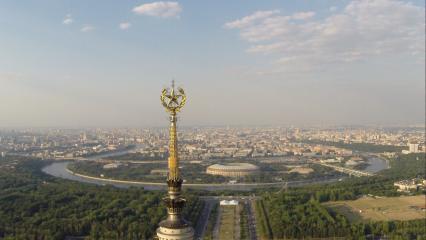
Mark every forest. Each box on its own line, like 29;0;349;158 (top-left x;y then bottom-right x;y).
256;153;426;239
0;158;199;239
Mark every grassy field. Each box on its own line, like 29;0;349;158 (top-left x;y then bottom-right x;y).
324;195;426;222
219;205;236;240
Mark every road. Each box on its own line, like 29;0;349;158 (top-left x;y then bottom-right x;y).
194;199;215;240
212;205;222;240
246;200;258;240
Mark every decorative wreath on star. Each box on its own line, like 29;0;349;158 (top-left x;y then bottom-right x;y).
160;87;186;113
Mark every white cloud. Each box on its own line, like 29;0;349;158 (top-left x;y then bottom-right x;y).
133;1;182;18
80;24;95;32
63;14;73;25
329;6;337;12
119;22;131;30
291;11;315;20
224;10;280;29
225;0;425;73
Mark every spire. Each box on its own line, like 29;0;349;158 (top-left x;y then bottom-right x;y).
157;81;194;240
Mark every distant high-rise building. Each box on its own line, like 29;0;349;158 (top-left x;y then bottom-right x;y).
408;143;419;153
80;132;87;143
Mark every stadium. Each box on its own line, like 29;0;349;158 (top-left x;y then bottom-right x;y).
206;163;260;177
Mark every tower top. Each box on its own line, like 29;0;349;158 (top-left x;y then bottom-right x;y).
160;81;186;113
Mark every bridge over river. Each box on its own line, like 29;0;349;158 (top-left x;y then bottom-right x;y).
315;162;375;177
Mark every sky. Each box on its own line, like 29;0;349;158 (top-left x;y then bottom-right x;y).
0;0;424;127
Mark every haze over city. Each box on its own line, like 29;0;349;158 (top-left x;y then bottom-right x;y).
0;0;424;127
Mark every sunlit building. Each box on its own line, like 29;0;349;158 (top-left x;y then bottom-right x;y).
409;143;420;153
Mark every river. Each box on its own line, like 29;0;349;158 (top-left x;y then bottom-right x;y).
42;161;347;191
41;154;389;191
364;156;390;173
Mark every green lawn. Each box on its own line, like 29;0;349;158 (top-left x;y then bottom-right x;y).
219;205;236;240
324;195;426;222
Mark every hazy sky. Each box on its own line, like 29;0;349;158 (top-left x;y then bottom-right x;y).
0;0;424;127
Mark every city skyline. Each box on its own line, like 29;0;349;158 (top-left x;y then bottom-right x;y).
0;0;424;127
